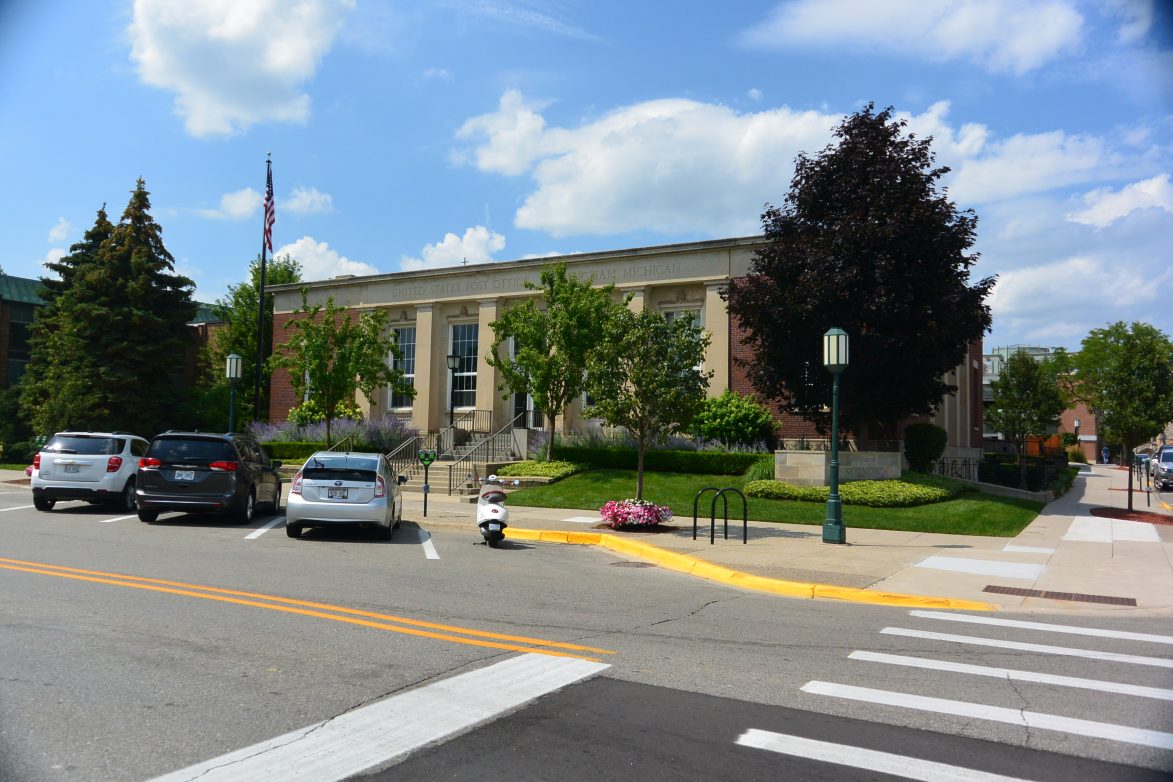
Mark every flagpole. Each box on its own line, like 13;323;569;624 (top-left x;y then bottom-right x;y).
254;153;273;423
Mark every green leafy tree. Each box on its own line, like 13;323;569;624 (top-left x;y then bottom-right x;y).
1071;322;1173;509
903;422;948;473
985;350;1065;487
586;308;712;499
267;290;413;446
487;262;625;461
21;182;197;436
724;104;994;435
692;389;776;448
205;254;303;426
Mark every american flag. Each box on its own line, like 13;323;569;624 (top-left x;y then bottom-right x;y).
263;160;275;252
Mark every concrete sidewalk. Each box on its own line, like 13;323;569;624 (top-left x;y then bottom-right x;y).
409;465;1173;615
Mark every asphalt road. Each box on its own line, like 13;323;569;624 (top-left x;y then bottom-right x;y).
1;485;1170;781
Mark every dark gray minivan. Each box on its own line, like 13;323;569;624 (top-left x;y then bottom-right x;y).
136;432;282;524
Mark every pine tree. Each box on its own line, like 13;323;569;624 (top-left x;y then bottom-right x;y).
21;180;197;436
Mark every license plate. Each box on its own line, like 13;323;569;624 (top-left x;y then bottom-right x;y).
487;523;501;532
64;464;80;474
175;470;195;481
328;488;348;499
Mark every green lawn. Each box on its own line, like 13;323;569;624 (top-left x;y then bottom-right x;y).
508;468;1043;537
0;463;29;472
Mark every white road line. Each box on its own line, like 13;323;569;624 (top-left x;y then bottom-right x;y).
736;729;1033;782
1001;544;1054;554
1064;517;1160;543
147;653;609;782
418;528;440;559
914;555;1044;580
881;627;1173;669
99;514;138;523
801;681;1173;750
562;516;600;524
245;518;285;539
849;651;1173;701
0;505;35;512
909;610;1173;645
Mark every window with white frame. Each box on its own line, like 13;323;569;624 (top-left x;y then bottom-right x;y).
389;326;416;409
450;323;478;408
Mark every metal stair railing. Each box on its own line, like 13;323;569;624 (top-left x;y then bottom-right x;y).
445;413;525;494
385;433;440;481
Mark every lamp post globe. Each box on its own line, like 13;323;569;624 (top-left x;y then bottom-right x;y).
822;328;848;544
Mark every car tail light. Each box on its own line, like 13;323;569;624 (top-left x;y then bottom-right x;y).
33;453;41;469
375;475;386;498
291;472;303;495
208;461;239;472
107;456;123;472
139;457;161;468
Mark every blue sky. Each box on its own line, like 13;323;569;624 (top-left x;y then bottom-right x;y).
1;0;1170;351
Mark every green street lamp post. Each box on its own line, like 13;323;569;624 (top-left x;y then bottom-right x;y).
446;353;459;428
822;328;848;544
226;353;242;433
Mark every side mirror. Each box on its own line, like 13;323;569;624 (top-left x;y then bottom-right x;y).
397;474;408;485
272;460;283;469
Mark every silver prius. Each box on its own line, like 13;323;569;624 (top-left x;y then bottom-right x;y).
285;452;406;540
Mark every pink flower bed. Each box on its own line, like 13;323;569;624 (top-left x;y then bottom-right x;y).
599;498;673;529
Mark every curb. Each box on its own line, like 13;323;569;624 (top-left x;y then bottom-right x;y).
505;528;996;612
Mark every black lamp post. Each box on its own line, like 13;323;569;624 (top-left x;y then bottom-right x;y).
226;353;242;433
822;328;848;544
446;354;459;428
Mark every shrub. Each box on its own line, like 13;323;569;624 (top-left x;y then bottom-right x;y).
495;460;585;480
250;414;417;453
744;472;967;507
286;399;363;426
1066;447;1087;464
1049;465;1080;497
1060;432;1079;448
599;498;672;528
903;423;948;473
742;455;776;482
692;390;776;448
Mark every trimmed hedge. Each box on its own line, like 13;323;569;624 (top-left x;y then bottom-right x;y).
550;446;761;475
744;472;969;508
494;460;584;480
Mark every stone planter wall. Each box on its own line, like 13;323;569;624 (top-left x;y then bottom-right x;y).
775;450;902;486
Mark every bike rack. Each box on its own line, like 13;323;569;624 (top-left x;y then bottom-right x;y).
692;487;747;544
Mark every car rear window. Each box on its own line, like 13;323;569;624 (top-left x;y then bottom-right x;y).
1160;452;1173;464
148;438;235;464
44;435;122;455
303;457;379;482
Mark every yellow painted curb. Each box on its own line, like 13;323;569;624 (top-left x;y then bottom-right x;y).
504;526;996;611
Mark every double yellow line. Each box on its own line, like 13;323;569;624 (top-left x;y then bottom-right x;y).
0;556;614;662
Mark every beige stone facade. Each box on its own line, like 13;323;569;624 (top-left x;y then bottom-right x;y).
267;236;982;453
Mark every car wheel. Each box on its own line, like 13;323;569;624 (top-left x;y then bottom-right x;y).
377;522;393;541
272;481;282;514
138;509;159;523
33;496;55;512
286;522;302;538
236;489;256;524
122;479;137;512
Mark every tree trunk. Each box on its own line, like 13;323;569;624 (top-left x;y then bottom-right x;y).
325;415;333;448
545;412;555;461
1126;446;1134;512
636;445;645;500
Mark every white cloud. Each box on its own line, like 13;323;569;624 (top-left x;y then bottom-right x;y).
1106;0;1152;44
400;226;506;271
1066;173;1173;228
747;88;763;102
455;90;554;176
128;0;355;137
194;187;262;219
739;0;1084;74
274;236;380;281
47;217;72;243
422;67;453;82
40;248;66;268
282;186;334;215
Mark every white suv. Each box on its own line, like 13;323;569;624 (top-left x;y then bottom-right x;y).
31;432;150;512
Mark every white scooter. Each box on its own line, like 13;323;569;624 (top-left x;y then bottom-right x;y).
476;475;518;547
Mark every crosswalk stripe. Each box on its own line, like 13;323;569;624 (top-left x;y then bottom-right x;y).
913;556;1044;580
802;681;1173;750
736;729;1033;781
909;610;1173;644
882;627;1173;668
148;653;610;782
849;651;1173;701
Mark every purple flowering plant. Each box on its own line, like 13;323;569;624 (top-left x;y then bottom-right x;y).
599;498;672;529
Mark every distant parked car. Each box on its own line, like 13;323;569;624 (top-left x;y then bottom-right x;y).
31;431;150;512
285;451;406;540
1152;447;1173;491
136;432;282;524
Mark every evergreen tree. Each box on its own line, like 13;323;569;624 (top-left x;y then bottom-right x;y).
21;180;196;436
724;104;994;435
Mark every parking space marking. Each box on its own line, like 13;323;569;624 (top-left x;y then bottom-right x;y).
1;505;35;512
99;514;138;523
418;528;440;559
148;653;610;782
245;517;285;539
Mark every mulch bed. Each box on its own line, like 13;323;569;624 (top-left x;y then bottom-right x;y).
592;523;681;534
1089;507;1173;525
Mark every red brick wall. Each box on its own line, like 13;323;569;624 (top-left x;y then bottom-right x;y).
269;312;298;422
728;312;826;440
